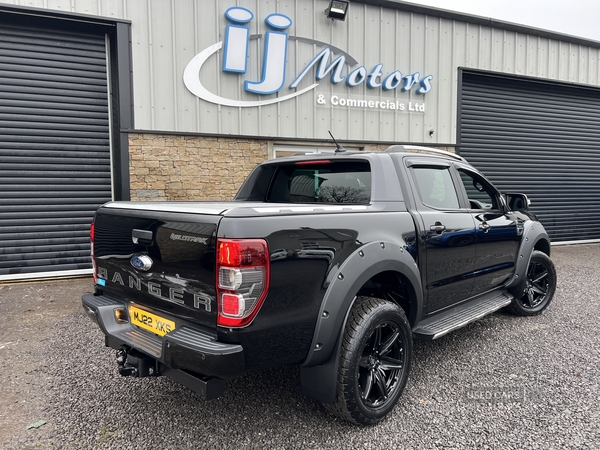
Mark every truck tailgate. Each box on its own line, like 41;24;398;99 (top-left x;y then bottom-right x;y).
92;205;221;333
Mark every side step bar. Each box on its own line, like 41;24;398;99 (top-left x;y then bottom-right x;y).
413;291;513;340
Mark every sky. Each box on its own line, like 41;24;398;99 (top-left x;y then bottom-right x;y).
401;0;600;42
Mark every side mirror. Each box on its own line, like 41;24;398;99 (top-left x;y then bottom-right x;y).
504;193;530;211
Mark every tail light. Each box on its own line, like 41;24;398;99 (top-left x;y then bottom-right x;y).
90;221;97;284
216;238;270;327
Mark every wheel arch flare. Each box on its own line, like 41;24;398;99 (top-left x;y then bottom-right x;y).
299;240;422;403
506;220;551;298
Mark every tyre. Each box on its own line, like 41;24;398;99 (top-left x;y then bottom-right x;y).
325;297;412;425
507;250;556;316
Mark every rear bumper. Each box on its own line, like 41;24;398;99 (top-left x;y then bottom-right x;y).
82;293;245;389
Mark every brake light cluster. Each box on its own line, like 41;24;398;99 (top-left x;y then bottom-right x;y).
90;221;97;284
294;160;331;165
216;239;270;327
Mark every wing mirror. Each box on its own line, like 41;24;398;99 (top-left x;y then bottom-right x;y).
504;193;530;211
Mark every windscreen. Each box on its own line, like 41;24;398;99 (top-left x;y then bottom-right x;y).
266;160;371;204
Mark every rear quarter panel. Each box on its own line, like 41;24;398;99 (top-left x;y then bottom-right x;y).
216;208;416;369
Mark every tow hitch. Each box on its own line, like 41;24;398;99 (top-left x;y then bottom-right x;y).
116;347;158;378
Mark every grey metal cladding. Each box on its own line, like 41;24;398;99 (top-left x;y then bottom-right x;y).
0;22;112;277
124;0;600;142
458;70;600;242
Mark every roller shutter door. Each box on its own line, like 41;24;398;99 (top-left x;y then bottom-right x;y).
459;71;600;242
0;23;112;280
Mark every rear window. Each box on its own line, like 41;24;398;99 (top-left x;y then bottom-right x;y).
265;160;371;204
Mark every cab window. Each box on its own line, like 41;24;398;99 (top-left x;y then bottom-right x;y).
457;169;499;210
267;161;371;204
412;166;460;209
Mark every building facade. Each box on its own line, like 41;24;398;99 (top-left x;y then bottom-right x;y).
1;0;599;281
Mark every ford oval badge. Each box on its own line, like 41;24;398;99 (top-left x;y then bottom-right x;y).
130;254;153;271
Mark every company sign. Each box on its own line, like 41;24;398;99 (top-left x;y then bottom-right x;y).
183;6;433;109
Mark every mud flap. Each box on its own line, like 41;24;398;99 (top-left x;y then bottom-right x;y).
299;334;341;404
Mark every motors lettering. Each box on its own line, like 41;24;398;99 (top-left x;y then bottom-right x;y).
97;267;212;312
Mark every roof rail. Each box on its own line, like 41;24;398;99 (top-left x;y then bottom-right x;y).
385;145;465;162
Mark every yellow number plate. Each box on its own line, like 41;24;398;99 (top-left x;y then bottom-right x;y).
129;305;175;336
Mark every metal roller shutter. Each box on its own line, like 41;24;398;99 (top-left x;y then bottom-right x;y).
0;23;112;280
458;70;600;243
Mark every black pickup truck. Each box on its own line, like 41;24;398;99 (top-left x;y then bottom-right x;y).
82;145;556;425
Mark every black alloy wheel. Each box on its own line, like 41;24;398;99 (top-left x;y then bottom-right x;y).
508;250;556;316
325;297;412;425
358;321;405;408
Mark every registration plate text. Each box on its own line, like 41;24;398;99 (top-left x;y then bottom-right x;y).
129;305;175;336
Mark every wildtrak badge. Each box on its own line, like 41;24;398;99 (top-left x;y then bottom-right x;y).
170;233;208;244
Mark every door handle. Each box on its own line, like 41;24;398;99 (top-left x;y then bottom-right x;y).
479;222;491;232
430;222;446;233
132;228;153;245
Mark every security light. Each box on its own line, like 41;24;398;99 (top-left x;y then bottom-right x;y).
326;0;349;21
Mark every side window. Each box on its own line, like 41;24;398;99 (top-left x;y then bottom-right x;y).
412;166;460;209
457;169;499;210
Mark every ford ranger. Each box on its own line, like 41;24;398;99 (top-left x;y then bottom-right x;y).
82;145;556;425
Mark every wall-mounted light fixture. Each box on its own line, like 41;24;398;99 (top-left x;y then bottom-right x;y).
325;0;349;21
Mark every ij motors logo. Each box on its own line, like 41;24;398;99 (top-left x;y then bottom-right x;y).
183;6;433;108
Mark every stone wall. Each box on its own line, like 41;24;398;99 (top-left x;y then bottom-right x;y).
129;134;268;201
128;133;455;201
